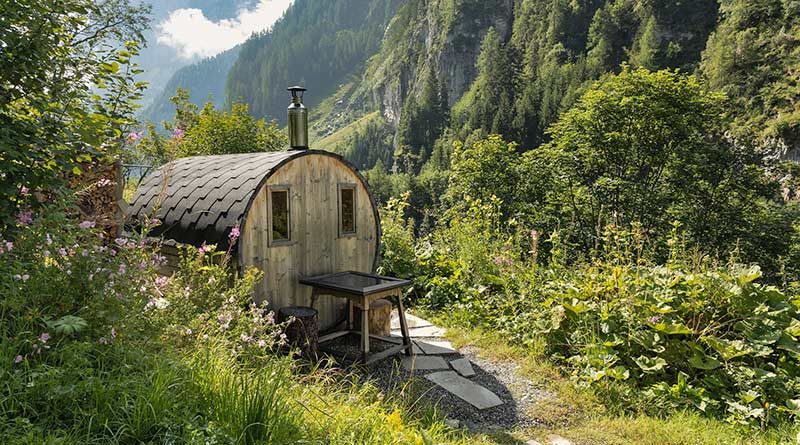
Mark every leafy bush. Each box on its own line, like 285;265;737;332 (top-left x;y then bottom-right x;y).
381;195;800;428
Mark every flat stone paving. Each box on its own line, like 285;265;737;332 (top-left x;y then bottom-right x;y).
449;357;476;377
402;355;449;371
415;340;456;355
425;371;503;410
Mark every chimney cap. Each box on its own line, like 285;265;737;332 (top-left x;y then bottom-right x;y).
287;85;307;92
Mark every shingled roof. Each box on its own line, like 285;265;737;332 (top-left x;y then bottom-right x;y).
126;150;303;250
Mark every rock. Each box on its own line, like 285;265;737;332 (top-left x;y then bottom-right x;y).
425;371;503;410
416;340;456;354
444;418;460;429
402;355;449;371
546;435;573;445
449;357;475;377
526;441;543;445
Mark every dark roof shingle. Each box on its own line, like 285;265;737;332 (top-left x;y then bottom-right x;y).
126;151;301;250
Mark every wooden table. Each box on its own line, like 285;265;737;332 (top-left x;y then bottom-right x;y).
300;271;413;364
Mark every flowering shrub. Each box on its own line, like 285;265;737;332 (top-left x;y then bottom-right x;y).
140;243;287;358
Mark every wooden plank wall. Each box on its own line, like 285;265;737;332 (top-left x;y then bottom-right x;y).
239;154;378;329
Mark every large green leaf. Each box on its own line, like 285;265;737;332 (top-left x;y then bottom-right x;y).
653;321;693;335
702;336;753;361
634;355;667;372
688;352;722;370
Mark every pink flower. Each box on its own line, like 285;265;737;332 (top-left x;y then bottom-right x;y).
14;355;23;364
19;186;29;196
58;248;68;257
39;333;50;343
16;211;32;225
46;234;52;245
127;131;142;142
78;220;95;229
114;238;127;247
43;250;50;257
172;128;185;139
228;227;240;242
96;178;112;187
154;276;169;289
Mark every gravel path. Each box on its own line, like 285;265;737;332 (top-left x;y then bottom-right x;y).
322;333;552;432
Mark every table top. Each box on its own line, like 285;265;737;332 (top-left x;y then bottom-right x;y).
299;271;411;296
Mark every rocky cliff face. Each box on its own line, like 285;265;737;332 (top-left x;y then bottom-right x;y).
362;0;514;128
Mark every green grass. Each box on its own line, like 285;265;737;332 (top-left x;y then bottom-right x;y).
313;111;382;154
428;311;799;445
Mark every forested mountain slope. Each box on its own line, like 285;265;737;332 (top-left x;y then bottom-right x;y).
225;0;404;123
213;0;798;169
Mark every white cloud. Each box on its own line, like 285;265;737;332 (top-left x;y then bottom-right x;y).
157;0;293;60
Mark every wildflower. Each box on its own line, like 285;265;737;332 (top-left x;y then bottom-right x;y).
118;263;127;275
16;211;33;225
14;355;23;364
78;220;95;229
228;226;240;242
114;238;127;247
172;128;185;139
5;241;12;251
81;249;88;257
257;339;267;348
96;178;112;187
127;131;142;142
20;186;29;196
154;276;169;289
110;327;116;339
647;315;662;324
240;333;253;343
185;328;193;336
58;248;68;256
13;274;21;281
39;333;50;343
46;234;52;245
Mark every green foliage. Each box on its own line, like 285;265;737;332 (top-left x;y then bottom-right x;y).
0;0;148;228
523;68;790;271
701;0;800;148
380;194;800;428
132;88;287;165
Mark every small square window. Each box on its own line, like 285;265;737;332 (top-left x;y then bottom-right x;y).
339;185;356;235
270;188;290;242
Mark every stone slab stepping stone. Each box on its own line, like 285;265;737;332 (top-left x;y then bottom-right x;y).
415;340;456;355
449;357;475;377
391;311;433;329
546;435;573;445
392;324;446;338
425;371;503;410
402;355;449;371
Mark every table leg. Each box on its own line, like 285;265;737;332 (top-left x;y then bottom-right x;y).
347;299;354;331
395;291;412;356
361;297;370;362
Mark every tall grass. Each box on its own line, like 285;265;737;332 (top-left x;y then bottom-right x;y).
191;345;302;444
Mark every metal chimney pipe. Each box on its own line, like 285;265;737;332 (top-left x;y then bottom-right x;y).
287;86;308;150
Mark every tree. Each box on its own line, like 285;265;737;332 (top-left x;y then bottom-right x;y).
524;67;789;267
132;90;288;165
0;0;149;228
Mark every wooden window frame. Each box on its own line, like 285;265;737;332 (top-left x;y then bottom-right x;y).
268;185;293;246
338;183;357;238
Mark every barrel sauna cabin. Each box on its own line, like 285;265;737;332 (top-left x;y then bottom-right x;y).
126;88;381;330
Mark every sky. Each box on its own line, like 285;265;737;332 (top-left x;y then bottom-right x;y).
156;0;293;59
